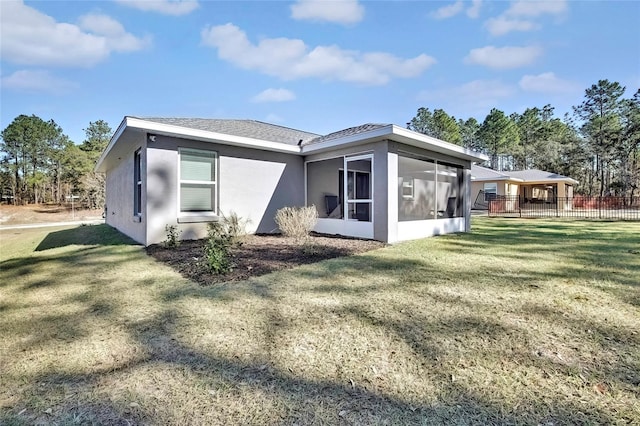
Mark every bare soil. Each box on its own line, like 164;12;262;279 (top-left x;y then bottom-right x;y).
146;233;385;285
0;204;103;225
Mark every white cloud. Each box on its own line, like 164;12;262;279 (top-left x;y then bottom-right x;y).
78;14;150;52
431;1;464;19
485;16;539;36
484;0;567;36
432;1;482;20
0;1;150;67
251;88;296;103
464;45;542;69
505;0;567;18
467;0;483;18
419;79;516;117
0;70;76;94
201;23;436;85
519;72;580;94
290;0;364;25
116;0;199;16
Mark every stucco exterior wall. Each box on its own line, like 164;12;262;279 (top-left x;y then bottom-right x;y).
470;180;519;208
470;181;484;207
104;136;146;244
143;135;304;245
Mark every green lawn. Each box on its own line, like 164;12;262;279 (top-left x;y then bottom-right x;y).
1;219;638;425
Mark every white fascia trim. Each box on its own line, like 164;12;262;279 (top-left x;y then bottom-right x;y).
519;178;579;185
127;117;301;154
95;116;128;172
390;126;488;162
301;124;489;163
471;176;524;182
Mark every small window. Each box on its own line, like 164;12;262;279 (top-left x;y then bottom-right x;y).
179;148;217;214
484;182;497;201
134;149;142;216
401;178;414;199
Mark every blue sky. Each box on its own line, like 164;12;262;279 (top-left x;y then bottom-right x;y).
1;0;638;144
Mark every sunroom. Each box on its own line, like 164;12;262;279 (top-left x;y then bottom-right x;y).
302;128;484;243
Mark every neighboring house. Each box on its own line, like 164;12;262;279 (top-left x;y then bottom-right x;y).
470;164;578;210
96;117;488;246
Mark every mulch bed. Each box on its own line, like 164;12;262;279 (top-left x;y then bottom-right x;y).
146;233;385;285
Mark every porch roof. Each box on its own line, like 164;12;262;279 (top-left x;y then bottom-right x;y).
504;169;578;185
471;165;579;185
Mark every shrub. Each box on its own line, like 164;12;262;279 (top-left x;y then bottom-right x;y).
163;224;181;248
202;213;249;274
203;222;233;274
221;211;250;244
274;205;318;240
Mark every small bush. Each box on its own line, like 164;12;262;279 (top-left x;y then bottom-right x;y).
275;205;318;240
202;213;250;274
204;222;233;274
221;211;250;244
163;224;182;248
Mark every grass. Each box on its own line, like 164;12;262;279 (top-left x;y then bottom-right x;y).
0;219;639;425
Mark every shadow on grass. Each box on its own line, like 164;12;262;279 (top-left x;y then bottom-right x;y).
35;224;138;251
13;306;626;425
3;219;639;424
1;246;139;286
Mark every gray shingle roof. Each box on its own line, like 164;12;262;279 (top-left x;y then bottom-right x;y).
305;123;390;146
503;169;577;182
139;117;320;146
471;165;578;183
471;165;515;180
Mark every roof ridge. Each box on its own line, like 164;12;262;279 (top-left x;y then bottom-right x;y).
247;119;321;137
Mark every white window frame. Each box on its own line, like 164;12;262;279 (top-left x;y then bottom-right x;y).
178;148;218;219
401;177;414;200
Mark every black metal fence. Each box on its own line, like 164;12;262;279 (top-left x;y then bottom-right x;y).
487;196;640;220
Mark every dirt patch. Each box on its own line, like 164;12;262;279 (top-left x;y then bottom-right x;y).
0;204;103;225
146;233;385;285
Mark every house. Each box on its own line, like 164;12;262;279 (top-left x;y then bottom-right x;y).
95;117;488;246
470;164;578;210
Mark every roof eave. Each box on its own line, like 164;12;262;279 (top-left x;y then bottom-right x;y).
96;117;303;172
390;126;488;162
519;178;579;185
471;176;524;182
129;117;301;153
302;124;488;163
95;116;129;173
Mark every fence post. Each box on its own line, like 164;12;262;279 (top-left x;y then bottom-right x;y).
519;195;522;218
598;197;602;219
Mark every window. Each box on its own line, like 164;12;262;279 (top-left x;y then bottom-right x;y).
401;178;414;199
483;183;497;201
179;148;217;214
134;149;142;217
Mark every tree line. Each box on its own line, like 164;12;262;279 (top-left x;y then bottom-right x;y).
0;116;112;207
408;80;640;197
1;79;638;206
